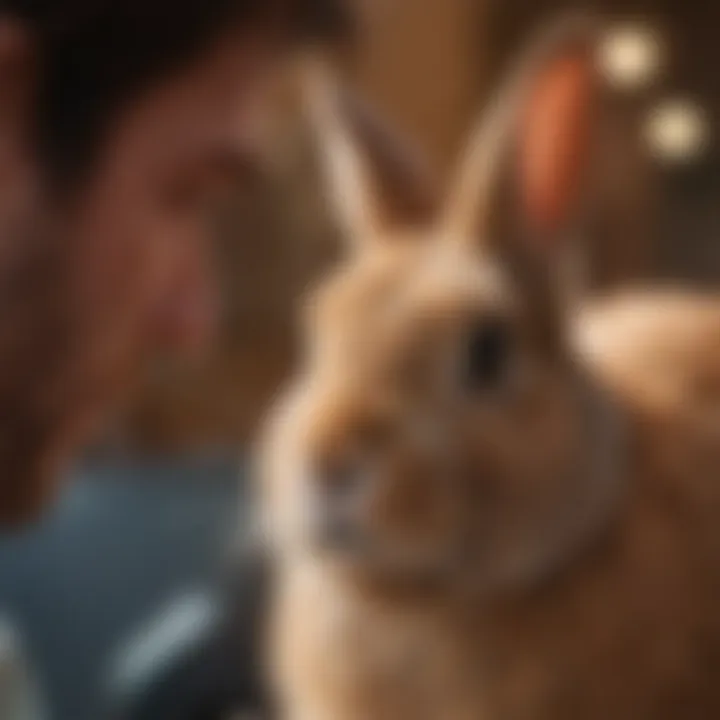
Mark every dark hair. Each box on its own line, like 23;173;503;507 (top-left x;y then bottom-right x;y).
0;0;352;182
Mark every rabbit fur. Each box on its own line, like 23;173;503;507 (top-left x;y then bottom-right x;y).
258;16;720;720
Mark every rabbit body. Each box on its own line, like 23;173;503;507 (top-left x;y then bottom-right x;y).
260;19;720;720
264;256;720;720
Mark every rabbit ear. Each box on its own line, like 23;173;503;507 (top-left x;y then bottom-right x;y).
302;56;438;251
443;14;600;249
516;41;598;241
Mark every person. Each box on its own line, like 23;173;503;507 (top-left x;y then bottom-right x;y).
0;0;350;526
0;618;47;719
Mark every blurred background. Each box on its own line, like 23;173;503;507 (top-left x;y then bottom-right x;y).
1;1;719;718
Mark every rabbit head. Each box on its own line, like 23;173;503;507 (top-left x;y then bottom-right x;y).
261;17;625;595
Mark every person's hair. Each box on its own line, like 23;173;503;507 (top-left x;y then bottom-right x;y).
0;0;352;182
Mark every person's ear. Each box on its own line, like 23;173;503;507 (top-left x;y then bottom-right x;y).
0;18;35;136
0;15;37;213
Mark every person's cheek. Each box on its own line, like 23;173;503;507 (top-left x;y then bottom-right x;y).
148;226;220;358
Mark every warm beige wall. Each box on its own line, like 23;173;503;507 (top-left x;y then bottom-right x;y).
353;0;487;179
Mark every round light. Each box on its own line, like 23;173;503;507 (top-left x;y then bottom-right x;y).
644;100;710;164
598;24;664;90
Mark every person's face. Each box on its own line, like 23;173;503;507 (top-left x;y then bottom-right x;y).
0;23;283;524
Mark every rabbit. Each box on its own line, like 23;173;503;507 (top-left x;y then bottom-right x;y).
257;16;720;720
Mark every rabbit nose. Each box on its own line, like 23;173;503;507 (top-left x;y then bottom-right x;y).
316;507;362;550
310;409;394;516
311;450;372;550
318;452;367;503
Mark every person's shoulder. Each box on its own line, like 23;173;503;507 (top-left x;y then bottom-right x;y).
0;617;47;720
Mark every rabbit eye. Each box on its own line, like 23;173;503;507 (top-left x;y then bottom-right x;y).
461;317;512;391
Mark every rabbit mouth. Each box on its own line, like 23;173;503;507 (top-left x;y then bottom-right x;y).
312;515;464;588
306;479;465;586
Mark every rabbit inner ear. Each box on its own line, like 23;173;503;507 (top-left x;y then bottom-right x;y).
303;58;386;251
345;90;439;232
516;49;597;242
441;15;599;253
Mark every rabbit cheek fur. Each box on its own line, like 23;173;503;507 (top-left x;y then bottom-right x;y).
260;20;720;720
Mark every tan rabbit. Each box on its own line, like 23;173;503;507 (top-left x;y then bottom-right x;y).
259;17;720;720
